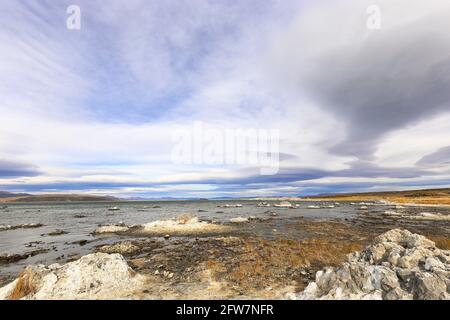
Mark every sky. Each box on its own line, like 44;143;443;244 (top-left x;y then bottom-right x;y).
1;0;450;199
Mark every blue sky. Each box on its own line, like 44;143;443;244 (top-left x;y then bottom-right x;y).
1;0;450;198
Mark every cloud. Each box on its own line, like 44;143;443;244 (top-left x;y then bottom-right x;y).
0;159;40;178
1;0;450;197
272;0;450;160
416;146;450;168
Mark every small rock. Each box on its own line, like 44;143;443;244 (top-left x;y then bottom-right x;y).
229;217;248;223
46;230;68;236
424;257;445;271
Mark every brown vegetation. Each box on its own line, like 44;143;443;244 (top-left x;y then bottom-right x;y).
206;237;364;293
305;188;450;205
7;269;39;300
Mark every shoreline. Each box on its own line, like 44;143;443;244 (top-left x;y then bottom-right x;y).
0;201;449;300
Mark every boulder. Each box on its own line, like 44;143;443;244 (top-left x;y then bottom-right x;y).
0;253;145;300
290;229;450;300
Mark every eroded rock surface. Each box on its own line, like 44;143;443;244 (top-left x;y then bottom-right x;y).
289;229;449;300
0;253;145;300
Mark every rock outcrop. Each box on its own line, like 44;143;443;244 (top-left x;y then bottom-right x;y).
289;229;449;300
93;224;130;234
138;216;230;235
0;253;145;300
94;215;231;236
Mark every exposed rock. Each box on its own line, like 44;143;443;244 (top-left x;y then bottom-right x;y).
0;249;49;264
0;223;44;232
93;223;130;234
257;202;271;207
274;201;292;208
229;217;249;223
218;204;243;208
44;230;68;236
134;215;230;235
93;216;230;237
98;241;141;255
70;240;89;246
0;253;145;299
289;229;450;300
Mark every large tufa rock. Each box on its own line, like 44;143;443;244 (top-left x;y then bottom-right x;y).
289;229;450;300
94;215;230;236
0;253;145;300
137;215;230;235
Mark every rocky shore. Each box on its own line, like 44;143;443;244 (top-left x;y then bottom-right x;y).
288;229;449;300
0;228;448;300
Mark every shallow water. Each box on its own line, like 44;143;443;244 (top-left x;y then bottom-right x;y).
1;200;449;281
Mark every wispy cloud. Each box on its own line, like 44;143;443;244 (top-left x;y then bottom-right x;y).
0;159;40;178
1;0;450;198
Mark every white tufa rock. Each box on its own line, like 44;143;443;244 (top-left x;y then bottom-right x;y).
290;229;450;300
0;253;145;300
93;225;130;234
229;217;249;223
140;215;228;234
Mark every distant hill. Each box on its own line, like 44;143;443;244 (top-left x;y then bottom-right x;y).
306;188;450;199
0;191;31;198
304;188;450;205
0;192;117;203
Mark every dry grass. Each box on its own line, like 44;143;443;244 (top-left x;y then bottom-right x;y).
428;236;450;250
7;269;38;300
205;234;365;293
302;190;450;206
385;196;450;205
